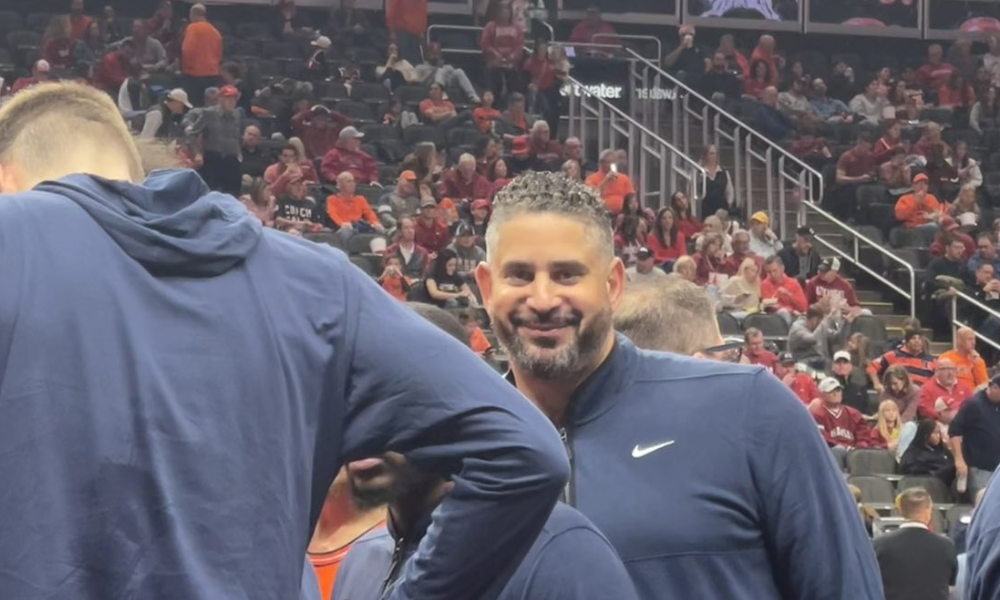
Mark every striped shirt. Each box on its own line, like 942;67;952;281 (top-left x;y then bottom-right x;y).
868;347;936;387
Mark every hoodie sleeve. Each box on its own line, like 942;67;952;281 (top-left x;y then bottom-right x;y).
333;259;569;600
745;371;884;600
518;528;640;600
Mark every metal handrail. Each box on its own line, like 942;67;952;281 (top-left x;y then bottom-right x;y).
950;291;1000;352
591;33;661;63
427;21;555;47
800;201;917;318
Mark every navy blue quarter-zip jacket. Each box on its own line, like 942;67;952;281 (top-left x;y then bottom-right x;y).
551;335;884;600
964;469;1000;600
0;170;568;600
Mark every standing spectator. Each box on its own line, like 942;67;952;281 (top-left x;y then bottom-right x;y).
789;303;850;370
870;400;903;452
812;377;873;460
320;127;378;186
585;149;635;215
700;145;735;218
916;44;957;91
68;0;93;42
304;36;332;79
849;79;889;126
385;217;430;279
874;487;957;600
138;87;191;141
870;330;935;391
188;85;243;195
12;60;52;95
950;375;1000;496
939;327;989;390
761;255;808;325
919;358;973;424
440;154;489;204
895;173;944;245
325;172;385;240
94;39;135;93
523;40;561;134
805;258;861;307
181;4;222;108
43;16;75;69
778;226;822;285
830;133;875;221
646;207;687;264
747;211;782;258
831;349;872;415
385;0;427;64
127;19;168;73
749;34;781;86
291;105;354;160
900;420;956;486
568;7;618;57
479;4;523;100
743;327;777;372
414;198;451;252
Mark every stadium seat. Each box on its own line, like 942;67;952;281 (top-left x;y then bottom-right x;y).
946;504;973;530
403;124;445;148
395;84;429;107
846;449;897;476
378;163;400;182
0;10;24;35
346;233;387;255
261;41;300;59
848;475;896;505
373;139;407;164
929;509;946;533
889;227;929;249
236;21;273;41
741;313;788;339
361;123;401;142
897;476;952;504
351;82;392;105
716;312;742;336
304;231;345;250
334;100;375;122
349;255;375;276
6;30;41;51
850;315;888;343
447;127;484;149
918;107;952;125
316;80;350;101
25;13;55;32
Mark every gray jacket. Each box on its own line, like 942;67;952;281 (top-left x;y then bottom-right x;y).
788;314;846;365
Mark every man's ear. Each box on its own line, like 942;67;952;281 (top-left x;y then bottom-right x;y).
474;261;494;317
0;163;23;194
607;256;626;309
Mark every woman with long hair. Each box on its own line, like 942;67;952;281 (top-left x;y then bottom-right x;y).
847;333;871;368
938;72;976;114
700;144;736;218
744;59;771;100
614;193;655;231
646;207;687;264
426;248;475;308
43;15;75;69
870;400;902;452
614;216;648;268
949;183;982;230
239;178;275;227
671;190;702;240
720;257;762;316
953;140;983;189
879;365;921;424
488;158;512;199
561;159;582;181
692;232;725;286
900;419;956;486
376;42;419;92
73;21;105;67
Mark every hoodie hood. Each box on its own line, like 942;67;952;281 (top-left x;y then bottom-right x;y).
38;169;262;277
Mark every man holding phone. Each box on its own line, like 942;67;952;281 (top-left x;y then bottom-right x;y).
585;148;634;215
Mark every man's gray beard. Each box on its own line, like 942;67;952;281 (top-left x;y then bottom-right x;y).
496;309;612;380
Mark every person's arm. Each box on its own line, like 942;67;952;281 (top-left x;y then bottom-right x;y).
867;356;886;391
973;358;988;387
970;102;983;134
138;109;163;140
949;405;969;481
149;38;168;71
425;277;460;300
663;43;686;68
359;199;381;229
895;197;916;224
788;282;807;313
320;151;341;183
329;258;568;600
746;372;884;598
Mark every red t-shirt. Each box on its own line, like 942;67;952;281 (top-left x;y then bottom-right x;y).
414;217;451;252
918;377;973;421
837;148;874;179
747;350;778;374
787;372;819;405
645;231;686;263
805;275;860;307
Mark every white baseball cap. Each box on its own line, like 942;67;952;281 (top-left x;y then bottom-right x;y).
166;88;193;109
833;350;852;363
818;377;843;394
312;36;332;49
35;59;50;72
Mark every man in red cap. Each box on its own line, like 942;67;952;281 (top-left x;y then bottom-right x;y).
929;216;975;260
187;84;244;195
895;172;944;245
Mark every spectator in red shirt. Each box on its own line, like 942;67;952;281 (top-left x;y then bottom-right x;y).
568;7;618;58
744;328;778;373
291;104;354;160
473;90;503;134
385;217;431;280
12;60;52;95
671;190;702;240
68;0;94;42
692;232;725;286
265;144;319;197
95;40;136;92
646;207;687;264
918;358;974;424
440;153;490;202
414;198;452;252
761;255;808;325
419;82;475;131
723;230;761;276
805;257;862;307
775;352;820;406
385;0;427;64
916;44;956;91
479;4;523;99
43;16;75;69
830;133;875;221
320;126;379;185
812;378;872;461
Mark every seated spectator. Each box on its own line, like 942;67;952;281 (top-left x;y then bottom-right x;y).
916;44;956;91
237;125;270;180
616;193;655;231
849;78;889;126
487;158;511;199
561;159;582;182
953;141;983;189
913;122;951;159
702;52;742;102
810;78;855;123
741;327;776;372
73;21;104;67
664;25;707;87
754;86;795;141
938;72;975;113
812;377;873;461
497;92;534;140
414;42;481;104
788;127;833;169
626;248;667;282
264;143;318;189
127;18;167;72
747;211;782;259
803;258;862;310
968;233;1000;274
775;352;820;406
870;330;936;392
879;148;912;189
870;400;903;452
414;198;451;252
789;303;850;370
693;215;732;255
457;310;492;355
473;91;502;134
691;232;725;286
325;172;385;239
827;60;855;102
720;258;762;317
830;349;873;415
474;135;500;175
43;16;75;69
320;126;379;185
970;87;1000;146
940;326;989;390
447;223;486;285
585;149;635;214
304;35;332;79
873;120;904;165
646;207;687;264
615;216;649;268
401;142;441;188
562;137;594;174
426;248;475;308
900;419;956;486
419;82;474;132
382;99;419;130
12;60;53;95
440;153;489;203
468;198;490;242
479;4;523;99
377;254;412;301
376;42;420;92
930;217;975;260
925;144;960;199
291;104;354;160
380;170;420;222
384;217;430;280
671;255;698;283
778;226;822;285
743;59;772;100
717;33;748;78
830;133;876;221
138;87;190;141
761;255;808;325
239;177;275;227
68;0;93;41
919;358;973;424
969;264;1000;348
778;77;820;127
568;7;618;57
273;172;323;234
527;121;561;170
895;173;944;245
94;39;136;92
671;190;702;239
927;234;974;296
723;230;759;276
749;34;781;86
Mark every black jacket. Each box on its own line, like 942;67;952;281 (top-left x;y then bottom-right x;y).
778;245;823;285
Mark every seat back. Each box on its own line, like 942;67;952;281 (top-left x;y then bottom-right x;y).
847;475;896;504
847;449;897;476
346;233;387;255
349;255;375;276
897;476;953;504
741;313;789;338
850;315;888;343
304;231;345;250
716;312;742;336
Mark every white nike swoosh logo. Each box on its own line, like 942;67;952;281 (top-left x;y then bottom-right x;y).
631;441;676;458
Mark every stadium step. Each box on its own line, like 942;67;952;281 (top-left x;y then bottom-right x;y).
863;301;896;316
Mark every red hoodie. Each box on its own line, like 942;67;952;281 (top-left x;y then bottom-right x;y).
805;275;860;307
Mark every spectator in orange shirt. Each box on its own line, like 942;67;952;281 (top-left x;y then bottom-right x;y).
473;90;503;134
938;72;976;111
459;310;491;355
385;0;427;64
68;0;94;41
585;149;635;214
568;7;618;57
419;82;475;131
378;255;412;302
326;172;385;241
939;326;989;390
895;172;944;245
181;4;222;107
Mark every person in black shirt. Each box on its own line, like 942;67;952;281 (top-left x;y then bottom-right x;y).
274;172;323;234
663;25;707;87
900;419;956;487
701;52;742;103
926;235;973;337
874;487;957;600
239;125;270;179
426;248;474;308
950;375;1000;497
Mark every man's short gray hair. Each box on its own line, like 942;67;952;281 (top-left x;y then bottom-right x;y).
598;148;616;162
613;277;720;355
487;171;613;259
897;487;932;520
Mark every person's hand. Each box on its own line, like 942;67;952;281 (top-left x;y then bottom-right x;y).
874;382;884;394
428;251;438;261
374;223;386;234
604;169;618;182
846;306;862;323
776;287;790;298
764;227;776;240
341;222;354;232
193;154;204;168
956;459;968;480
888;439;898;452
860;173;873;183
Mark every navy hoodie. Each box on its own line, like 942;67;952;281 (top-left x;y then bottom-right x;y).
554;335;884;600
965;475;1000;600
0;170;568;600
330;503;639;600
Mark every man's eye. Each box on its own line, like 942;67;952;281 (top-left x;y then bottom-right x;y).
553;272;581;283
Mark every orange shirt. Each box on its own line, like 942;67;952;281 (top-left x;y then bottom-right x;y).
473;107;502;133
380;274;410;301
326;194;379;227
585;171;634;214
469;326;491;355
181;20;222;77
938;350;988;390
69;14;93;41
894;192;942;228
308;521;386;600
386;0;427;36
419;98;455;121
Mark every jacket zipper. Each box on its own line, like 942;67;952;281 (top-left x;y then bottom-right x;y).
559;427;575;506
379;535;406;598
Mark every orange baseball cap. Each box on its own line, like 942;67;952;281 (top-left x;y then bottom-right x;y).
912;173;929;184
